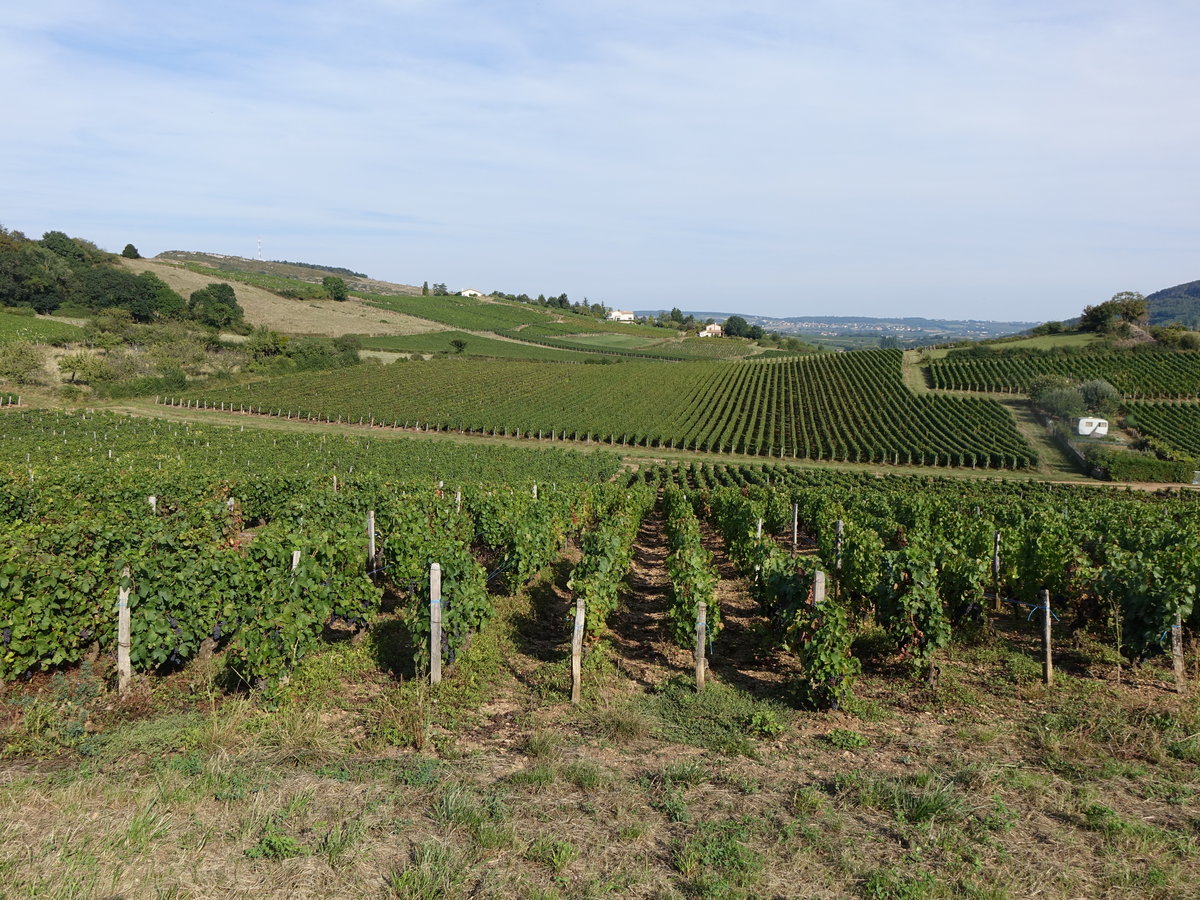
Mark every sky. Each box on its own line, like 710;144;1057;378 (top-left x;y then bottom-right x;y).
1;1;1197;321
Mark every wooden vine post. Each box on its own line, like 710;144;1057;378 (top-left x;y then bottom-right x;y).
1172;611;1186;695
992;531;1002;612
117;567;132;695
812;570;826;607
430;564;443;686
1041;589;1054;686
367;510;376;572
792;503;798;554
694;601;707;692
570;596;585;704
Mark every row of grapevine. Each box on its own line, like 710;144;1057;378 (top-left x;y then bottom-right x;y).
669;462;1199;674
567;485;655;639
704;488;858;709
1125;402;1200;459
0;412;623;684
177;350;1037;468
661;485;720;647
927;350;1200;398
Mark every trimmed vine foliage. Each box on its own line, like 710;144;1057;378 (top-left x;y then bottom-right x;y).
663;461;1200;701
567;485;655;640
662;486;720;647
0;411;612;685
707;488;858;710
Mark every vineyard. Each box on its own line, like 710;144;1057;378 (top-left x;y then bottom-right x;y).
177;349;1038;468
1126;401;1200;458
359;330;595;362
3;411;1199;898
927;349;1200;398
650;460;1199;703
0;411;627;685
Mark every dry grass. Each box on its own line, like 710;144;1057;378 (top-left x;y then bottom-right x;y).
116;259;442;337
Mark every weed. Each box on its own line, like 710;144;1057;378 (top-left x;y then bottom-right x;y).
748;709;785;738
654;789;691;823
791;785;827;815
526;836;579;873
861;866;936;899
827;728;870;750
1002;651;1042;685
619;823;647;841
977;796;1018;833
832;772;965;826
387;839;468;899
119;805;172;853
5;664;102;755
432;784;513;848
640;677;785;756
245;822;305;860
662;760;708;787
672;819;763;896
562;759;606;790
523;730;563;760
316;817;366;866
593;704;653;742
510;763;556;787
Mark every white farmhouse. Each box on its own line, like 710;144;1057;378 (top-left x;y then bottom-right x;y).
459;288;484;298
606;310;636;322
699;324;723;338
1077;417;1109;437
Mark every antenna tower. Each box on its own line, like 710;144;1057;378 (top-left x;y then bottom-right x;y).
256;238;263;260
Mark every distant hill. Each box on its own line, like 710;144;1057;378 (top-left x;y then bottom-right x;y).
1146;279;1200;328
156;251;422;297
635;311;1036;350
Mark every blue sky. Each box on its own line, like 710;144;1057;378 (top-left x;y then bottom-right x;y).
2;1;1197;320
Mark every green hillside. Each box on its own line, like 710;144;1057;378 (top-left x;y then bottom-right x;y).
1146;279;1200;328
0;310;82;345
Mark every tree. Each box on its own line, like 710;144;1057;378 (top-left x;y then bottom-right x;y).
450;338;467;354
322;276;348;301
121;243;140;259
422;281;429;296
188;283;244;329
1080;379;1119;415
245;328;288;360
1081;291;1148;333
432;283;449;296
723;315;750;338
0;341;45;384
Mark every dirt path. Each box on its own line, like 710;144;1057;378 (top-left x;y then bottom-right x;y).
604;511;806;700
607;514;691;686
698;520;806;701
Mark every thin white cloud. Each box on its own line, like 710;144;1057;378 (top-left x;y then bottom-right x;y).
1;1;1197;317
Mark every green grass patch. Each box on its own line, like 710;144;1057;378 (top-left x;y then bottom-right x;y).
361;330;593;361
0;310;83;345
638;677;789;756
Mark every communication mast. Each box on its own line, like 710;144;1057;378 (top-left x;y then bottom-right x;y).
256;238;263;260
